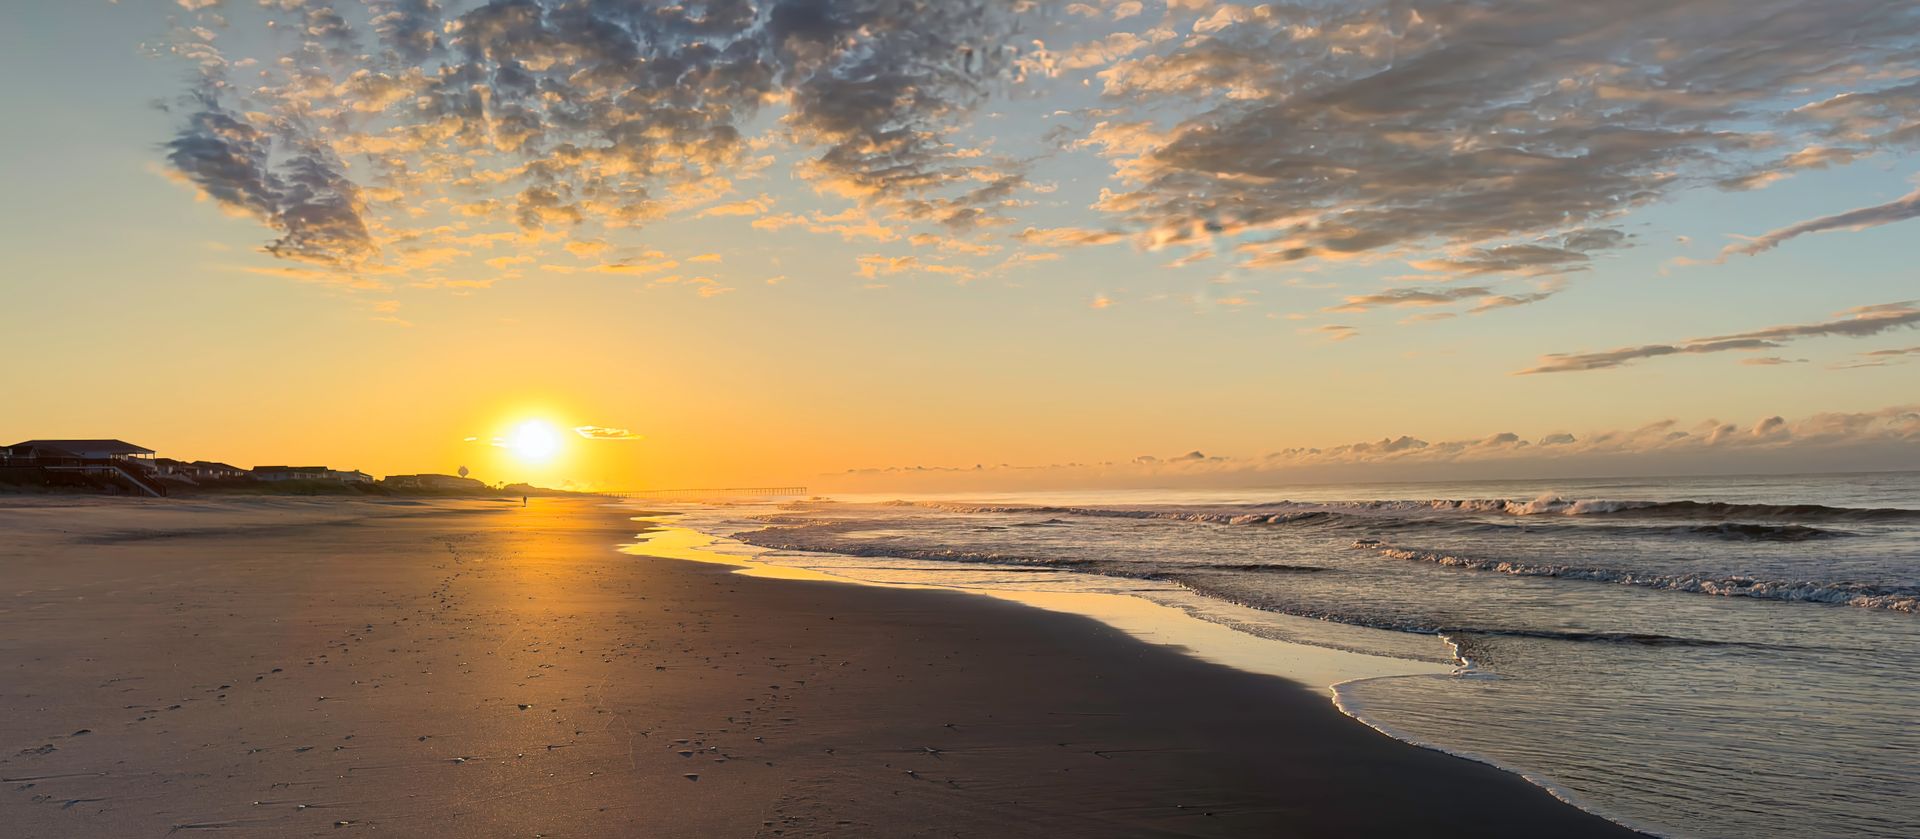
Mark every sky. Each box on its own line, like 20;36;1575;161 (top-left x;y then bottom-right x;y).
1;0;1917;491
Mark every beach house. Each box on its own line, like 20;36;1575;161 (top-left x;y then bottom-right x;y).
253;466;374;484
187;461;250;480
380;473;487;491
1;440;166;496
2;439;157;468
153;459;252;481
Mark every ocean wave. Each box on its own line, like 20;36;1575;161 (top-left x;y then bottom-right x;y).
1680;522;1848;541
1138;575;1788;651
1184;562;1328;573
878;499;1863;540
886;500;1350;527
1313;496;1919;520
892;496;1915;522
736;527;1333;580
1519;499;1920;521
1450;628;1788;649
1351;539;1920;613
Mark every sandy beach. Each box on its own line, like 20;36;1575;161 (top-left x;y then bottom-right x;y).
0;497;1636;837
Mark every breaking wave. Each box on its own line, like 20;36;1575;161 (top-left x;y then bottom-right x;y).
893;497;1918;521
1351;539;1920;613
884;500;1860;541
738;526;1329;579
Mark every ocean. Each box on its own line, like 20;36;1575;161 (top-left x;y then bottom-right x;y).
650;472;1920;839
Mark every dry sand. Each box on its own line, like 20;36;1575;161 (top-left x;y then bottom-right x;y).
0;497;1638;837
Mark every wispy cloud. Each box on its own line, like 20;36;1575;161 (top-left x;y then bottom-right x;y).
1328;286;1491;313
574;426;642;441
1721;187;1920;258
1311;324;1359;342
1518;302;1920;374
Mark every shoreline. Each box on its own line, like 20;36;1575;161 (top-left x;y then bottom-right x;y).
636;512;1660;837
1;497;1639;836
620;519;1459;695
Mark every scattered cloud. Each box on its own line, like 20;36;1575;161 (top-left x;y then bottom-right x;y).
698;196;776;218
1014;226;1128;248
1078;1;1920;272
833;405;1920;485
1328;286;1491;313
1862;346;1920;358
152;0;1031;277
1721;187;1920;258
1518;302;1920;374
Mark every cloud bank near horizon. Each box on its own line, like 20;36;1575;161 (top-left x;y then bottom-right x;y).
829;405;1920;488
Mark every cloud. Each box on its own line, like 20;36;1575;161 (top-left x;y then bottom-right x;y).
1469;281;1566;314
698;196;776;218
1015;226;1129;247
1059;32;1150;70
1408;230;1628;278
1330;278;1565;316
1078;0;1920;272
152;0;1030;273
1862;346;1920;358
1722;187;1920;258
832;405;1920;486
1833;345;1920;369
574;426;642;441
1328;285;1491;313
135;0;1920;347
1518;301;1920;374
364;0;443;62
165;95;374;267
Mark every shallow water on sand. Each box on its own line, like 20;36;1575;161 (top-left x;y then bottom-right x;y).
651;472;1920;839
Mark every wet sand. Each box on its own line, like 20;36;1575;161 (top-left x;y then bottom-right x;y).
0;497;1637;837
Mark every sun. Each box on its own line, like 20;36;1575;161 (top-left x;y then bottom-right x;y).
506;419;563;464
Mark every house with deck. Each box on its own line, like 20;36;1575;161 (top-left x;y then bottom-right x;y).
1;439;165;496
3;439;157;468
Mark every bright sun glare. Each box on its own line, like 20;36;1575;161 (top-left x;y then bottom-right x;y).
506;420;562;464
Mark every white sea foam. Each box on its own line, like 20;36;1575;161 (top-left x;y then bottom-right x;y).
1351;539;1920;612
